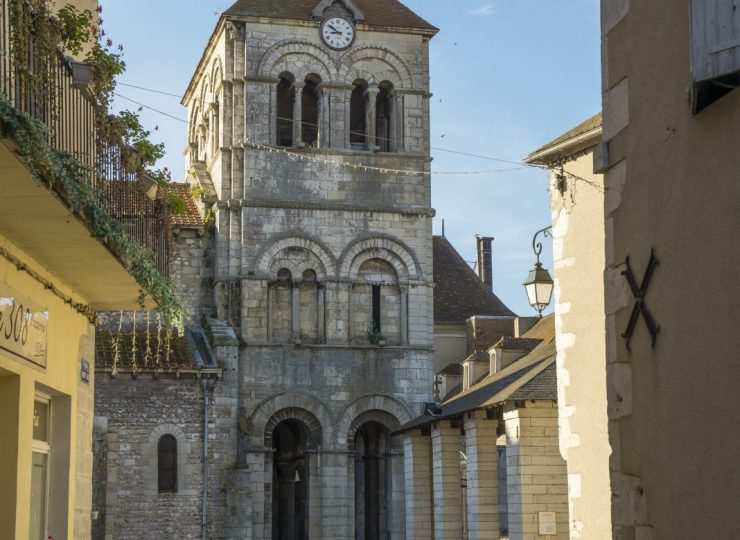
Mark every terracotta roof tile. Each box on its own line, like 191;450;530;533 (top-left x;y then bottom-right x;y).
165;183;204;228
433;236;516;324
224;0;438;33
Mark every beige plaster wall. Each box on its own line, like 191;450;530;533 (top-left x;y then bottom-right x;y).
549;151;611;539
0;234;95;540
601;2;740;538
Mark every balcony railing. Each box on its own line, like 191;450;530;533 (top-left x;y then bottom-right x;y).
0;0;168;276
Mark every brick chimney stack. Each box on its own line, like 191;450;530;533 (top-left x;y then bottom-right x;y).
476;235;494;290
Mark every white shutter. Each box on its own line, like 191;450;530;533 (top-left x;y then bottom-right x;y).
692;0;740;82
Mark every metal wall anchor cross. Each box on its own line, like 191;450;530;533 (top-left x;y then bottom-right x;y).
621;249;660;352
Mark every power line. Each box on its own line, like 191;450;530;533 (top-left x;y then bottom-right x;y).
118;82;184;99
112;92;188;124
116;81;537;166
111;85;599;190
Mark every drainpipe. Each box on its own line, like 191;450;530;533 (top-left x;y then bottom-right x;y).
201;378;215;540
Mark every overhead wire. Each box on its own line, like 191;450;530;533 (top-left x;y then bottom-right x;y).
112;82;600;189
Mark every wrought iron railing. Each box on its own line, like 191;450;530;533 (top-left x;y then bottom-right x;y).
0;0;169;276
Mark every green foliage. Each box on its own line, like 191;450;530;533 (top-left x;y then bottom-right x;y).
367;323;384;346
191;183;204;201
167;194;188;215
56;5;94;56
107;110;164;167
0;96;184;331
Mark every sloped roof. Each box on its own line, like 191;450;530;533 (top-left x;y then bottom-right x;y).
95;326;217;372
492;336;542;351
433;236;516;324
525;112;602;165
224;0;438;33
397;315;556;432
165;183;204;228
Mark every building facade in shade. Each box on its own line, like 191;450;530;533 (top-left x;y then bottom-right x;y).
187;1;437;538
599;1;740;538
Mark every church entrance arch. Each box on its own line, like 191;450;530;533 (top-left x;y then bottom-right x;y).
272;418;311;540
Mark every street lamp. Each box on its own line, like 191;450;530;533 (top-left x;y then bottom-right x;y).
523;226;554;317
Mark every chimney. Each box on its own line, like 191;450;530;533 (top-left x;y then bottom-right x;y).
476;235;494;290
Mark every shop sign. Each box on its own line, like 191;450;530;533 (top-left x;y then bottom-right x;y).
0;286;48;368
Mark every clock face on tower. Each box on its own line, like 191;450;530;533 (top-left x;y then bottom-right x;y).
320;17;356;50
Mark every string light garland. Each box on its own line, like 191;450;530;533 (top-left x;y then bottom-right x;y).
115;83;601;189
0;245;97;323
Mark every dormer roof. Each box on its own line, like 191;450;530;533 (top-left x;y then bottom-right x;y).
223;0;438;34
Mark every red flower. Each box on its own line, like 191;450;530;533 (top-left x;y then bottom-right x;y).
96;5;103;13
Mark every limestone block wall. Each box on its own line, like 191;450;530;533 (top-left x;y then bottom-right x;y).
92;374;235;540
549;151;611;539
169;228;213;325
504;402;568;540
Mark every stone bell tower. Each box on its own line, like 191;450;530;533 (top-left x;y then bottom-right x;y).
182;1;438;537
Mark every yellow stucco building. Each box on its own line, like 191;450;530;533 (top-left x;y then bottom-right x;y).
0;0;171;538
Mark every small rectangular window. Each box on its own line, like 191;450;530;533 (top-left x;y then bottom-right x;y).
372;285;381;334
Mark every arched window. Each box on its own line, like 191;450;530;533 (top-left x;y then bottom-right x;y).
158;434;177;493
352;259;402;345
270;268;293;343
276;72;295;147
299;269;320;343
376;81;394;152
302;74;321;148
350;79;368;148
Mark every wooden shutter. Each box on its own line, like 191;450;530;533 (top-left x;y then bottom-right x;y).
692;0;740;82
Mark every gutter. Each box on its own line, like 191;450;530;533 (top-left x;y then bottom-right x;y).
201;378;216;540
524;126;602;166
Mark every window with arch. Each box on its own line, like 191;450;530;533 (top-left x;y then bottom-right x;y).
350;79;368;148
302;74;322;148
276;72;295;147
352;259;402;345
158;434;177;493
270;268;294;343
376;81;395;152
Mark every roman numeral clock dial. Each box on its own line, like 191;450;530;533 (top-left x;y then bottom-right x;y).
320;17;356;51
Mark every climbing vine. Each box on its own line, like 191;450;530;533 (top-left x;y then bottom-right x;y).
3;0;186;329
0;96;184;330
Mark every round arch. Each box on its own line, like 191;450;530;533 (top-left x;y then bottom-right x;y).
258;40;337;83
254;235;338;278
338;236;423;281
340;46;414;88
336;394;413;447
250;392;335;449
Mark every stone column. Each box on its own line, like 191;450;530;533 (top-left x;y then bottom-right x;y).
317;86;326;149
292;283;300;343
403;430;433;540
365;86;380;150
388;91;398;152
504;402;569;540
464;411;500;540
269;83;277;145
431;421;463;540
400;287;409;345
318;284;326;344
321;450;349;539
343;87;352;149
293;82;305;147
389;436;407;540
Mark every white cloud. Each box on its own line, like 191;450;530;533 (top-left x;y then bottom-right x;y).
469;3;495;16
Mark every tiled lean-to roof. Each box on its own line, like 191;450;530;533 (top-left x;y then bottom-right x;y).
224;0;438;33
397;316;557;433
525;112;603;165
433;236;516;324
165;183;204;228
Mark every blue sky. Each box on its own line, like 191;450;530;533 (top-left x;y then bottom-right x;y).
100;0;601;316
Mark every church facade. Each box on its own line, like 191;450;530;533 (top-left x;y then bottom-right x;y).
95;2;439;539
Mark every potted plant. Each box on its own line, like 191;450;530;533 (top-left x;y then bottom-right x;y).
367;323;385;347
